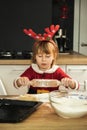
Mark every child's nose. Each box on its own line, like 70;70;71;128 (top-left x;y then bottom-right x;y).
42;56;46;61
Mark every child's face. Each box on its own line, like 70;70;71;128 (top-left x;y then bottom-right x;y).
35;51;54;71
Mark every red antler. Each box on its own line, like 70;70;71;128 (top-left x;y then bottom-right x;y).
23;28;45;40
23;24;60;41
44;24;60;38
23;29;37;39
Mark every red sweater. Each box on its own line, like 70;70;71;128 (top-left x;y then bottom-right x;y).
20;64;74;94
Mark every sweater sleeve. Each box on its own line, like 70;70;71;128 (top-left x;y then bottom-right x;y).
56;67;79;90
20;66;34;80
56;67;71;80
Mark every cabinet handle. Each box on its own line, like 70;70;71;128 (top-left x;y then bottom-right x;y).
12;69;24;71
68;68;87;71
81;42;87;47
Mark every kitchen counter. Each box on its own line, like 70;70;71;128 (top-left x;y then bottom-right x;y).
57;53;87;65
0;102;87;130
0;53;87;65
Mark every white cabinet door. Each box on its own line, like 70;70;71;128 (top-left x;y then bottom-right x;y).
79;0;87;55
73;0;87;55
0;65;29;95
66;65;87;90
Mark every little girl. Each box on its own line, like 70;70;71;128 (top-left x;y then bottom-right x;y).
14;25;79;94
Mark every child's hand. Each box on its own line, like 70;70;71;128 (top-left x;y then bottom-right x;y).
61;78;76;89
29;79;37;87
16;77;30;87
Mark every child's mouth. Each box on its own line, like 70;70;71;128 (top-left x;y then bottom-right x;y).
41;63;47;66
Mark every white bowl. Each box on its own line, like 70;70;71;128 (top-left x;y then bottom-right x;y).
49;90;87;118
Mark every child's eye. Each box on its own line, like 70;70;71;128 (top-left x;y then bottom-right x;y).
38;55;42;57
46;55;50;58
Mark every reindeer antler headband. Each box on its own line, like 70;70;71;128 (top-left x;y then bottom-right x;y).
23;24;60;41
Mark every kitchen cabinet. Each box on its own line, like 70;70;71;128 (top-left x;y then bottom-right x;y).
73;0;87;55
0;65;29;95
59;64;87;91
0;63;87;94
66;65;87;90
0;65;66;95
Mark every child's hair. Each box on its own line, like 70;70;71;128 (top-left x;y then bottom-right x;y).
32;40;59;65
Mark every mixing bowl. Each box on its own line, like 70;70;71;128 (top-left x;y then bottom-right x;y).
49;90;87;118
